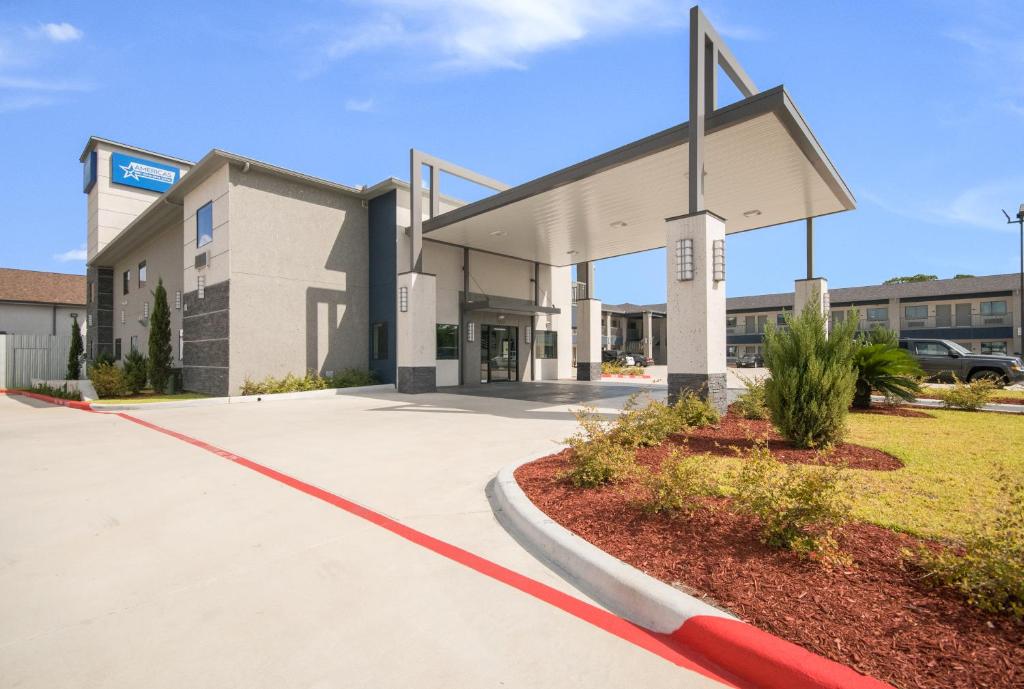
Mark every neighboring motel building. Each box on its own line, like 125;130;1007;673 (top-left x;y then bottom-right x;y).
83;7;858;409
0;268;86;337
602;273;1022;364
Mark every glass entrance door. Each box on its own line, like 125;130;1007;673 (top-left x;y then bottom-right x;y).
480;325;518;383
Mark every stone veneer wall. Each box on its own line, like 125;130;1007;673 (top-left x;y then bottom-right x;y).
182;279;229;396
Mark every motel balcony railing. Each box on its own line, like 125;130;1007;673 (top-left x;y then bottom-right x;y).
899;313;1014;330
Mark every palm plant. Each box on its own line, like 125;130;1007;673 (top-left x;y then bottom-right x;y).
852;341;923;409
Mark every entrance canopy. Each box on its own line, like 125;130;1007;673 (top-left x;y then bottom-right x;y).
422;86;854;267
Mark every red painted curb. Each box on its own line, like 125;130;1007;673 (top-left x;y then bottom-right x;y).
1;389;94;411
674;616;893;689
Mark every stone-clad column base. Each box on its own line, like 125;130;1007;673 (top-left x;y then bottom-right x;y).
668;372;727;411
576;362;602;381
397;366;437;394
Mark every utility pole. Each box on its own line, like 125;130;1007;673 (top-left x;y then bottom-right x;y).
1003;204;1024;355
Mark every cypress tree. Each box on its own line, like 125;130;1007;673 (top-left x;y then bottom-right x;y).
66;315;83;380
148;277;173;392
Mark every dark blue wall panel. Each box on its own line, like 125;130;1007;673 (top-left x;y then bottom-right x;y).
368;190;397;384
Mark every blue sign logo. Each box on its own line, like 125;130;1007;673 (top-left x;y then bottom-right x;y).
110;152;179;193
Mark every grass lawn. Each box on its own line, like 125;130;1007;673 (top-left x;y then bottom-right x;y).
701;409;1024;543
91;391;209;404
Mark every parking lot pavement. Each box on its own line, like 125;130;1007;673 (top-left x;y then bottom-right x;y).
0;391;734;689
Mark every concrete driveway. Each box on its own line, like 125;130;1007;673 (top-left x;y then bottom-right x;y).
0;386;738;689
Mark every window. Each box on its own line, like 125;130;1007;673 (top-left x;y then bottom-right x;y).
726;316;737;328
114;338;122;360
138;261;147;287
831;310;845;324
904;305;928;319
371;322;388;360
726;345;737;357
123;270;130;294
776;312;786;326
913;341;949;357
866;307;888;321
130;335;138;352
436;324;459;360
981;341;1007;354
535;331;558;359
757;314;768;332
197;202;213;247
980;301;1007;316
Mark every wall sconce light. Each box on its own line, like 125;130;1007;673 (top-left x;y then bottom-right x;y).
675;238;694;281
121;310;125;324
175;291;182;309
399;286;409;312
525;325;532;344
712;239;725;282
467;322;475;342
143;302;150;319
197;275;206;299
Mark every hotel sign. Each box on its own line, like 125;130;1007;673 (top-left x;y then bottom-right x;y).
110;152;180;193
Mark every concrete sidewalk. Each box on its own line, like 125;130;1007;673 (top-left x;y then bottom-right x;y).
0;391;733;689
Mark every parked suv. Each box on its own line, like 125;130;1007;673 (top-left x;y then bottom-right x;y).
898;338;1024;385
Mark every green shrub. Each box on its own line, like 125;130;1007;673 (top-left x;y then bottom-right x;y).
327;368;378;388
732;376;769;420
89;363;128;398
763;302;858;448
935;376;995;411
914;469;1024;618
122;349;148;394
851;341;922;409
732;442;851;559
240;370;328;395
66;316;83;380
31;382;83;401
641;450;716;513
602;361;645;376
610;395;682;448
562;407;637;488
671;392;720;427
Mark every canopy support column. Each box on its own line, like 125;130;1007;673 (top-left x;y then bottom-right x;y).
666;210;727;412
576;298;602;381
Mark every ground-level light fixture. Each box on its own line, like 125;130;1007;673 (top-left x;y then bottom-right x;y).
399;286;409;312
525;325;532;344
466;322;475;342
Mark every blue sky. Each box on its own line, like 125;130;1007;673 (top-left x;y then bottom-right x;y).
2;0;1022;303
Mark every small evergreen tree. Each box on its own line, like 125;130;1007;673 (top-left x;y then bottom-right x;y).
763;301;858;448
148;277;173;393
66;315;84;380
123;348;148;394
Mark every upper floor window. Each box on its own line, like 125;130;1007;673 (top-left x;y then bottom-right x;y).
866;307;888;321
138;261;147;287
123;270;130;295
904;305;928;319
776;312;786;326
197;202;213;247
726;315;737;328
980;300;1007;316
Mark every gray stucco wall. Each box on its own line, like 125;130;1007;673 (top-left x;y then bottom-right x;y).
225;167;369;393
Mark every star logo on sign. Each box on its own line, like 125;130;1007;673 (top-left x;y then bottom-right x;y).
120;162;143;181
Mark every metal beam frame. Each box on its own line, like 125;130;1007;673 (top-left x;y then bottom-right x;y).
409;149;510;272
688;5;759;213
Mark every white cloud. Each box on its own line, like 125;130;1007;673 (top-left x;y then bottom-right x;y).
863;179;1024;233
345;97;376;112
54;245;87;262
317;0;687;72
39;22;83;43
0;94;54;113
0;75;92;92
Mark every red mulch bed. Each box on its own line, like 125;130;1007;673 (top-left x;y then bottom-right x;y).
516;451;1024;689
646;410;905;471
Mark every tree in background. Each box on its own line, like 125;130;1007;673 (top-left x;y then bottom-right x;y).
883;274;938;285
148;277;172;393
953;274;976;279
66;315;83;380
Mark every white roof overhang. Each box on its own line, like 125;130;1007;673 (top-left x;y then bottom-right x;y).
422;86;855;267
